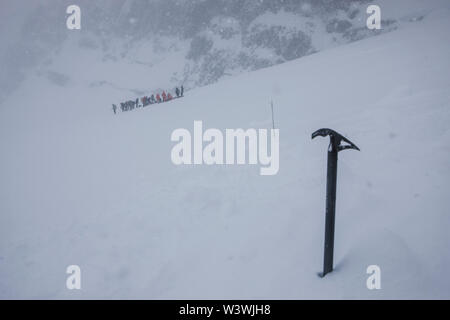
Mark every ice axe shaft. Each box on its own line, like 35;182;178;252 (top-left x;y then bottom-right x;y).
323;149;338;276
312;128;359;277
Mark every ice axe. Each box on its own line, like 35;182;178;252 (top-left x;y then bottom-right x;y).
312;128;360;277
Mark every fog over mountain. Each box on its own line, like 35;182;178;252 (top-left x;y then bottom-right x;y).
0;0;401;103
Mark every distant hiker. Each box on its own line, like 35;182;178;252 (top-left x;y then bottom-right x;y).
112;104;117;114
175;87;180;98
141;96;147;107
150;94;155;104
162;91;167;102
135;98;139;108
156;93;161;103
180;85;184;97
167;93;173;101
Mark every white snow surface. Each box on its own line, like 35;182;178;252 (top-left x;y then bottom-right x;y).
0;2;450;299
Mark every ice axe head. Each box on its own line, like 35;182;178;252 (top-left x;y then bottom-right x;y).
312;128;360;153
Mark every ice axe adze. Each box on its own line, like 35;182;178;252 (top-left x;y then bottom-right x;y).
312;128;360;277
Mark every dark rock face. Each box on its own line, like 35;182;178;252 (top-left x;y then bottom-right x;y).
187;36;214;61
244;26;313;61
326;19;353;34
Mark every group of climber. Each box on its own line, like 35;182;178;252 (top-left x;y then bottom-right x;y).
112;86;184;114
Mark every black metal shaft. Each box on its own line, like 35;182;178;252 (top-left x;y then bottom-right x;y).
323;149;338;276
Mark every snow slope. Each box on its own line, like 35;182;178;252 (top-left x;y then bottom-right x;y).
0;3;450;299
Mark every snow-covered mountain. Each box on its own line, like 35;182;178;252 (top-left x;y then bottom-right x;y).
0;0;449;299
0;0;401;103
